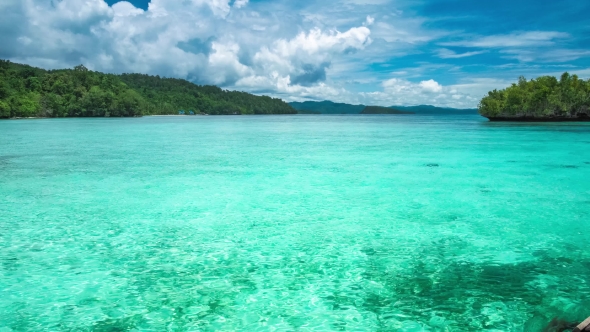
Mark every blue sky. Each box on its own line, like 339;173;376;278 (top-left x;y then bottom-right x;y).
1;0;589;107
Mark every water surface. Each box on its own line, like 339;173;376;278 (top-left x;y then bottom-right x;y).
1;115;589;331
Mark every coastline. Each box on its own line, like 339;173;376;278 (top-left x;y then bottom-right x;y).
1;113;304;120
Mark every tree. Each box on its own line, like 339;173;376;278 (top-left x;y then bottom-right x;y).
478;72;590;119
0;100;10;118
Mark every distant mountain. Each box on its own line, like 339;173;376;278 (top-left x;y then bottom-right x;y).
289;101;364;114
389;105;478;115
361;106;414;114
289;100;477;115
296;109;322;114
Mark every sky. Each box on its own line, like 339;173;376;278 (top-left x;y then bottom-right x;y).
1;0;589;108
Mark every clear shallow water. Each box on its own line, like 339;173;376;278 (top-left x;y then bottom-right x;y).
1;115;589;331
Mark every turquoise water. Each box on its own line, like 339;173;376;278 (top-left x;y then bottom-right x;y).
1;115;590;331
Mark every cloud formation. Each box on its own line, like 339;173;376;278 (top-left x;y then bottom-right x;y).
441;31;569;48
436;48;487;59
1;0;589;108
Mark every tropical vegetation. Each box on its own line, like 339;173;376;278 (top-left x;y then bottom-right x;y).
478;73;590;120
0;60;295;118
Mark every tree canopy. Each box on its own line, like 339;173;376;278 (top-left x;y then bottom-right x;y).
478;73;590;120
0;60;295;118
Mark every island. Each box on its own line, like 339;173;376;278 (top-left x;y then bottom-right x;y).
479;72;590;121
360;106;414;114
0;60;296;118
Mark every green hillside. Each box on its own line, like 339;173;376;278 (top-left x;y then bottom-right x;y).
0;60;295;118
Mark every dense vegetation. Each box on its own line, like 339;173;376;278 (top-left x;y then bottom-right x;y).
0;60;295;118
479;73;590;120
290;100;477;115
361;106;414;114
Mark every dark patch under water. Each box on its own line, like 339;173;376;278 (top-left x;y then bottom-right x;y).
355;240;590;331
560;165;579;169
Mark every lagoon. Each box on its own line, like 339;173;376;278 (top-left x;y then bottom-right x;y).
1;115;589;331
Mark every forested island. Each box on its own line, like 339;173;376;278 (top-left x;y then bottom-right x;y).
0;60;295;118
360;106;414;114
479;73;590;121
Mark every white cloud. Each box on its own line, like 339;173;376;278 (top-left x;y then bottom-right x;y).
442;31;569;48
272;27;371;57
436;48;486;59
233;0;248;9
3;0;374;89
372;21;440;44
501;48;590;63
381;78;443;95
419;79;443;93
112;1;144;17
0;0;585;109
353;76;512;108
208;41;252;85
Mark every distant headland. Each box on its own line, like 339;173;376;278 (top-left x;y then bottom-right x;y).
479;73;590;121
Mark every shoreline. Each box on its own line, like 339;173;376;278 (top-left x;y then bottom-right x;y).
1;113;315;120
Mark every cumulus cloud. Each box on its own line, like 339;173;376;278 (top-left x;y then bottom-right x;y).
418;79;443;93
270;27;371;57
355;77;505;108
0;0;375;100
234;26;371;94
1;0;581;109
112;1;144;17
382;78;443;94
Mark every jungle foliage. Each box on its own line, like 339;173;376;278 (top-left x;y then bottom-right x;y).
478;73;590;119
0;60;295;118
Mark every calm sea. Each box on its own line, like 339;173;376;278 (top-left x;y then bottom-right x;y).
1;115;589;331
